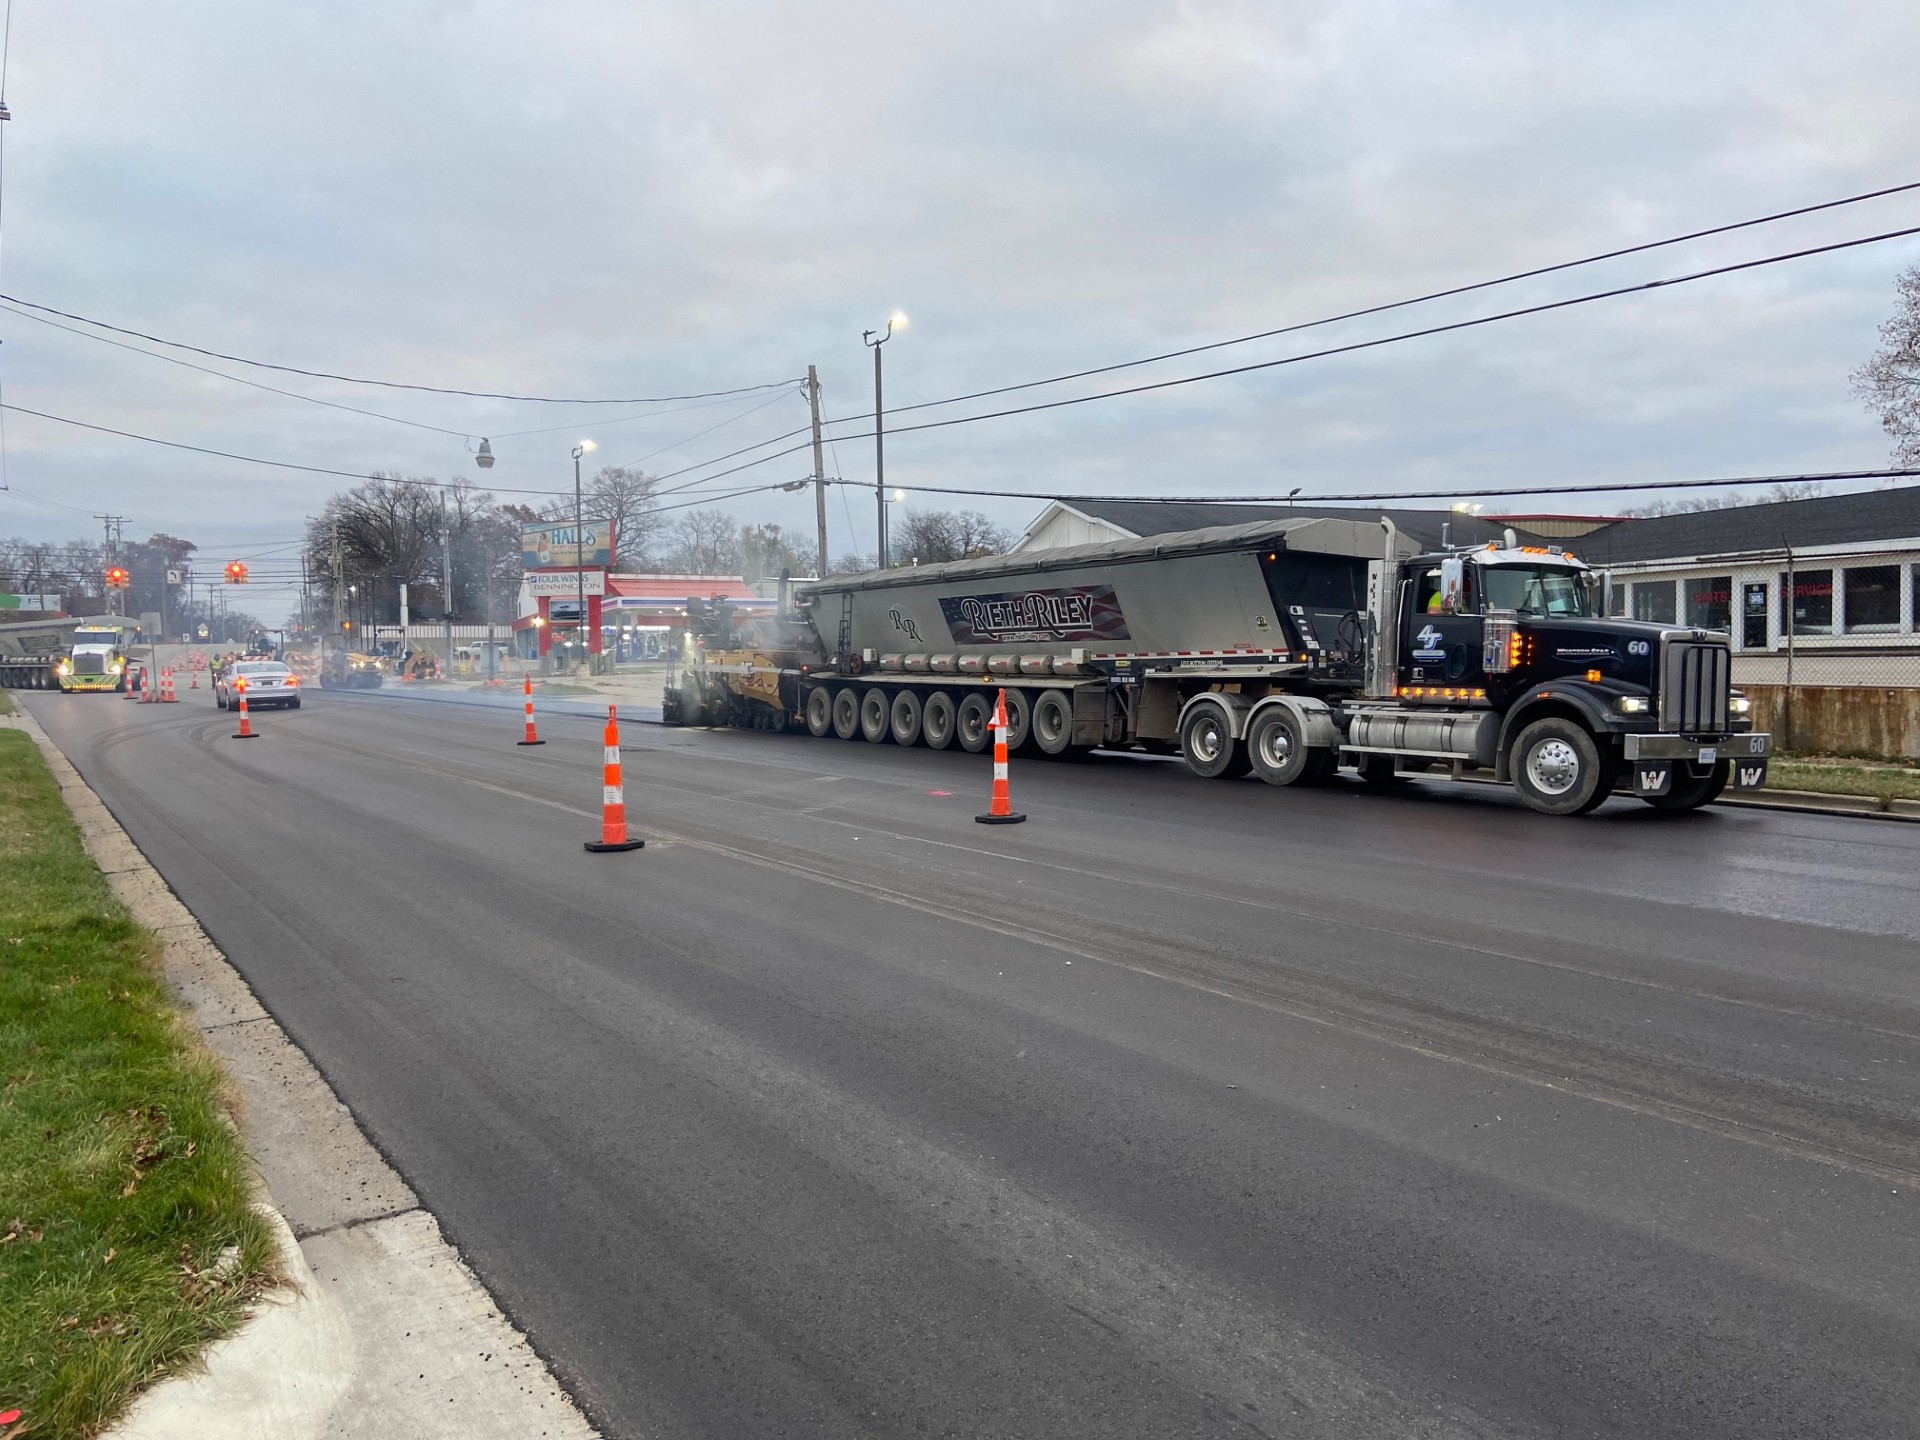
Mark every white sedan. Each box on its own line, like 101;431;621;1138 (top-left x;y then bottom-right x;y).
216;660;302;710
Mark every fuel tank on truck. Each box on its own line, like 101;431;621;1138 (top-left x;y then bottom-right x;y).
794;517;1415;665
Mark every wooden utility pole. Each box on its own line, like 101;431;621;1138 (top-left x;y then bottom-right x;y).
807;365;827;579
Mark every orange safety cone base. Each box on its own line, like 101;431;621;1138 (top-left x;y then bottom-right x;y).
584;836;645;852
231;731;258;739
516;737;547;746
975;810;1027;825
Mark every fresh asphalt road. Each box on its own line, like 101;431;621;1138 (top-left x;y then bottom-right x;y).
21;685;1920;1439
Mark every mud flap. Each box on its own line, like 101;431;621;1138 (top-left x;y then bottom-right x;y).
1631;762;1672;797
1731;758;1769;790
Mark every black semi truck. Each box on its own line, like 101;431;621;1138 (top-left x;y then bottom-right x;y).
666;515;1769;817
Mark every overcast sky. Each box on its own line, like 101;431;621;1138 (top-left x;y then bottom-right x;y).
3;0;1918;609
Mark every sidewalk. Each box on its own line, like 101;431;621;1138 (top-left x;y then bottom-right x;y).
2;709;599;1440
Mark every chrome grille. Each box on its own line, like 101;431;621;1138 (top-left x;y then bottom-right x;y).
1660;640;1729;733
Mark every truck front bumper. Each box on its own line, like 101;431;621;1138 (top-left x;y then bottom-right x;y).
1622;731;1771;796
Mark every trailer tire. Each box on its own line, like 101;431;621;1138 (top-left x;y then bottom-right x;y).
1180;700;1250;779
956;692;994;753
1641;760;1729;812
890;689;924;746
1510;717;1615;816
860;687;892;743
831;686;861;740
805;686;833;737
1248;708;1329;787
1001;687;1034;752
1031;689;1076;756
923;691;957;750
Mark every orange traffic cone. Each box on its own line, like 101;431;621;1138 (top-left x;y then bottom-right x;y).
516;674;545;746
160;668;176;702
232;678;257;739
975;688;1027;825
585;705;644;853
189;664;199;689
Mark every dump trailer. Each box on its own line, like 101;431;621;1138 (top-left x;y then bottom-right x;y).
665;516;1771;816
0;618;138;691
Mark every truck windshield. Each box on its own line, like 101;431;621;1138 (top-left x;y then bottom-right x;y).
1480;565;1595;618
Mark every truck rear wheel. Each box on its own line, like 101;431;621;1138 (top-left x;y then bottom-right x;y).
1180;701;1250;779
1248;708;1330;787
1031;689;1075;756
923;691;957;750
805;686;833;737
890;689;924;746
1001;687;1034;752
1642;760;1729;812
860;687;892;743
1510;717;1615;816
831;687;861;739
956;692;994;753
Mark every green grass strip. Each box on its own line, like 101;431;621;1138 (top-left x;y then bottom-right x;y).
0;729;276;1437
1769;758;1920;805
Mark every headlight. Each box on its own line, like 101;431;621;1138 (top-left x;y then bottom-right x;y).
56;660;69;673
1615;695;1651;714
1728;694;1752;715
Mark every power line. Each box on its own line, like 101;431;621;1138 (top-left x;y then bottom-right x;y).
0;301;475;437
854;466;1920;507
830;223;1920;445
0;291;803;405
0;401;574;496
831;179;1920;426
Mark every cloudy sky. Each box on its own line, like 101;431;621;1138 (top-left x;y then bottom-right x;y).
3;0;1918;611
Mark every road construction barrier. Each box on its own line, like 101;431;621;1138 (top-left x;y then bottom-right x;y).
124;667;140;700
975;688;1027;825
159;668;178;703
517;674;545;746
585;705;644;853
231;678;257;740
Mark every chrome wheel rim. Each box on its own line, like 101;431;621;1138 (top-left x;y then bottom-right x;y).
1257;723;1294;769
1528;739;1581;795
1190;718;1223;763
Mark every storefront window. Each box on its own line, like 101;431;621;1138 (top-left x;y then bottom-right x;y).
1843;565;1900;632
1632;580;1676;625
1780;569;1833;635
1684;575;1732;631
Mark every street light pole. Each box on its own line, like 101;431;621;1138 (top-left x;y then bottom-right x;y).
863;313;906;569
572;439;597;672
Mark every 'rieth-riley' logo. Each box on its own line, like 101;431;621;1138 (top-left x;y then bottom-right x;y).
938;584;1131;645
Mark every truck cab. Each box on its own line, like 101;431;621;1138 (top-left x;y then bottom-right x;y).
58;625;136;692
1363;542;1770;813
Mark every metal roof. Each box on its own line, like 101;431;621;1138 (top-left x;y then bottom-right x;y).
1573;485;1920;564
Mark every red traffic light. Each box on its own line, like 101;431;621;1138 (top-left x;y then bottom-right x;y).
104;565;131;589
224;560;249;584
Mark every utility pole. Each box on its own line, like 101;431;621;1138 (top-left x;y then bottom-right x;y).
872;341;887;569
330;520;344;649
441;491;455;676
807;364;828;579
94;514;126;616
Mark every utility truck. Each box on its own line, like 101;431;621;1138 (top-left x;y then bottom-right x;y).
0;617;139;692
664;515;1770;816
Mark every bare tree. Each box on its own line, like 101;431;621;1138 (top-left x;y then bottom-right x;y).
304;476;443;623
1853;264;1920;466
889;508;1013;565
584;466;662;569
661;509;740;574
737;523;818;583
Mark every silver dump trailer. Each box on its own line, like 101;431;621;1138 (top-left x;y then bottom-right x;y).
672;514;1768;816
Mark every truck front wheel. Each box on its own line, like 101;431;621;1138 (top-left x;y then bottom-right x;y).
1180;702;1250;780
1642;760;1729;812
1510;718;1615;816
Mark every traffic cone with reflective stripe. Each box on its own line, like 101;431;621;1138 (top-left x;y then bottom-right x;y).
585;705;644;853
160;668;177;702
232;678;257;739
516;674;545;746
975;688;1027;825
138;665;155;702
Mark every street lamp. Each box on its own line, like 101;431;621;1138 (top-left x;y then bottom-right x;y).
863;311;907;568
572;439;597;670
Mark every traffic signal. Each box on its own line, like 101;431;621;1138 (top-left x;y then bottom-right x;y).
104;565;130;589
224;560;249;584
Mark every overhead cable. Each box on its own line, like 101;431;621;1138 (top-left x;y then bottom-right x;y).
831;179;1920;425
0;292;802;405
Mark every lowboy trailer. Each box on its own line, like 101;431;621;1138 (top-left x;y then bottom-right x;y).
664;515;1770;817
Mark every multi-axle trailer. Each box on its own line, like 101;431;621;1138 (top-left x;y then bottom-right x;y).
665;515;1770;816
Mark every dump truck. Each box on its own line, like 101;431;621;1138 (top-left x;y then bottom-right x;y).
664;516;1770;816
0;617;139;691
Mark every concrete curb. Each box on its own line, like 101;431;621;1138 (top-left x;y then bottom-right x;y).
1718;787;1920;822
2;710;599;1440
